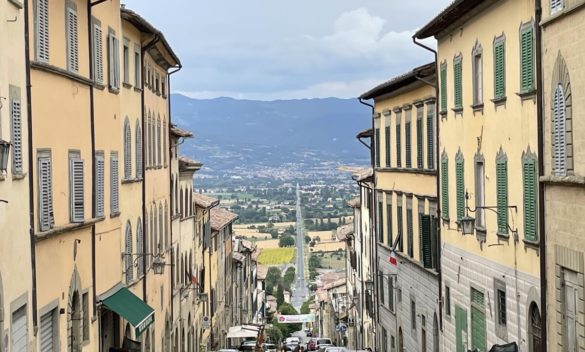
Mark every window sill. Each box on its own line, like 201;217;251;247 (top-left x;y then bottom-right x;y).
439;110;448;118
471;103;484;113
162;95;167;99
475;228;486;243
108;87;120;95
377;167;437;176
156;92;161;97
172;214;181;221
516;89;536;100
496;232;510;241
540;174;585;186
31;61;94;87
121;178;142;185
491;96;507;106
122;82;133;89
35;217;103;241
451;107;463;115
8;0;23;9
110;211;121;218
133;87;142;93
12;173;27;181
94;83;106;91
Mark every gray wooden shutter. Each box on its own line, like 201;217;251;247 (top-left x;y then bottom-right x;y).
39;310;54;352
125;223;133;282
405;121;411;168
114;37;120;89
66;5;79;72
165;203;169;248
11;99;23;174
553;85;566;176
137;221;144;276
136;122;142;178
36;0;50;62
93;23;103;83
11;306;27;352
95;153;104;217
38;155;54;231
110;152;119;214
70;158;85;223
551;0;564;12
124;119;131;179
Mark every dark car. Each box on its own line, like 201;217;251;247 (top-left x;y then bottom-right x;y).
284;344;300;352
240;340;257;352
307;339;317;351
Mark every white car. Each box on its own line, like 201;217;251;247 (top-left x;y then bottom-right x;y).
285;337;301;345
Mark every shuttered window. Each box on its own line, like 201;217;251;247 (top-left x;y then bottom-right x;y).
378;195;384;242
520;25;535;93
123;39;130;84
551;0;564;13
69;155;84;223
92;21;103;83
426;104;435;169
471;288;486;352
407;208;413;258
523;156;537;241
134;46;141;87
95;153;104;217
379;270;385;304
11;98;23;175
153;206;158;254
110;152;119;214
388;276;394;312
455;153;465;221
108;29;120;90
473;50;483;105
164;202;169;248
386;199;393;247
82;292;89;341
40;309;56;352
420;214;432;268
416;106;423;169
136;121;143;178
553;85;567;176
35;0;50;62
163;121;168;166
441;155;450;219
157;117;161;167
405;120;412;168
123;118;131;179
375;128;380;168
66;3;79;72
493;37;506;100
496;153;508;235
137;219;144;277
159;204;163;252
11;305;27;352
125;222;133;283
385;126;391;167
454;56;463;109
396;205;403;252
38;152;54;231
396;119;402;167
440;63;447;112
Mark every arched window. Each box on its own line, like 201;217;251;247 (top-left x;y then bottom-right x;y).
124;117;132;179
125;221;133;282
163;118;168;166
137;218;144;277
165;201;169;249
157;115;161;167
159;203;163;252
136;120;142;178
146;111;151;168
551;53;573;176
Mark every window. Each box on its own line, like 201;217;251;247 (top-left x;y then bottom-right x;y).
494;279;507;337
163;120;168;166
108;29;120;90
386;194;393;247
552;84;569;176
156;116;161;167
125;222;133;283
523;150;537;242
92;19;103;84
420;214;433;268
65;2;78;72
551;0;564;13
155;73;160;94
136;120;142;178
493;36;506;100
441;152;450;220
385;124;391;167
520;23;535;93
382;328;388;352
416;105;423;169
562;268;579;352
379;270;385;305
110;152;119;214
40;308;57;352
69;152;84;223
159;203;163;252
388;276;394;313
10;89;23;175
405;108;412;168
137;219;144;277
474;154;485;229
396;202;403;252
395;112;402;167
426;102;435;169
472;41;483;105
445;285;451;316
95;152;104;217
470;288;486;352
123;38;130;84
11;305;27;352
134;46;141;87
496;149;508;235
82;292;89;341
455;149;465;222
411;298;416;330
378;193;384;243
454;55;463;109
406;206;413;258
35;0;50;62
162;77;166;96
375;127;380;168
165;201;169;248
153;205;158;254
38;151;54;231
440;62;447;113
124;118;131;179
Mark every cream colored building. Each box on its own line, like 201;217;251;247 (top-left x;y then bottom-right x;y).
360;63;440;352
0;1;34;351
416;1;541;351
540;0;585;351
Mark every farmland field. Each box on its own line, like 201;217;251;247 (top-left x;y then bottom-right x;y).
255;239;280;249
312;251;346;270
257;248;295;265
307;230;336;241
312;241;344;252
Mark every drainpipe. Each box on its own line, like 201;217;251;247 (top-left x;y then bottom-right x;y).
412;37;443;332
141;34;161;303
24;0;38;336
535;0;547;349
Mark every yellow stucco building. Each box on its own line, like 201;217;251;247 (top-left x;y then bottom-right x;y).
416;0;541;351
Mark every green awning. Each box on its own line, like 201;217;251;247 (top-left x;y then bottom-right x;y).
101;287;154;337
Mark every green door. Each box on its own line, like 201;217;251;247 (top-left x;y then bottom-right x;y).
471;289;487;351
455;306;468;352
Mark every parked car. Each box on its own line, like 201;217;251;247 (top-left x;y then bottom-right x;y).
240;340;257;351
285;337;301;345
316;339;334;352
307;339;318;351
323;347;348;352
219;349;239;352
306;331;312;337
263;343;277;352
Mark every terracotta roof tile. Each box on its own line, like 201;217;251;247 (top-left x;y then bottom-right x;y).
210;208;238;231
347;197;360;208
336;224;354;241
192;193;219;209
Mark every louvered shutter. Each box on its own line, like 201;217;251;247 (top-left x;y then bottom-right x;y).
455;307;467;352
442;158;450;219
125;224;133;282
385;126;391;167
426;107;434;169
553;85;566;175
420;215;432;268
430;216;438;269
11;306;27;352
36;0;49;62
114;37;120;89
66;6;78;72
11;99;23;174
40;311;54;352
144;216;149;269
136;124;143;177
471;289;486;352
95;154;104;217
165;203;169;248
164;123;168;166
38;156;54;231
494;41;505;99
405;121;411;168
124;121;131;179
551;0;564;12
137;222;144;276
397;206;403;252
396;123;402;167
496;159;508;234
153;207;158;254
407;209;413;257
157;121;161;166
377;200;384;242
110;153;119;214
93;24;103;83
454;59;462;108
159;205;163;251
70;158;84;223
523;159;537;241
417;114;423;169
440;65;447;112
456;159;464;221
521;27;534;92
375;128;380;168
386;203;392;247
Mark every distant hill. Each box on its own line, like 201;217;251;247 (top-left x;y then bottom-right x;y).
170;94;372;180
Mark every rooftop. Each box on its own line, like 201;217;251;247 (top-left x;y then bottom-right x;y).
171;124;193;138
359;62;436;100
336;224;354;241
192;193;219;209
179;156;203;172
353;168;373;182
210;208;239;231
257;264;268;280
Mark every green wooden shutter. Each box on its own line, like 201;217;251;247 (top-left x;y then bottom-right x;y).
455;307;467;352
387;203;393;247
521;26;534;92
375;128;381;168
454;59;463;108
405;122;411;168
407;209;413;257
496;159;508;234
420;215;432;268
456;158;465;221
426;107;434;169
417;115;423;169
397;206;403;252
396;124;402;167
378;200;384;242
494;40;505;99
523;158;537;241
442;158;450;219
471;289;486;352
385;126;391;167
440;65;447;112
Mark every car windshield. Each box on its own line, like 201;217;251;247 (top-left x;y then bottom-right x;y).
317;339;331;344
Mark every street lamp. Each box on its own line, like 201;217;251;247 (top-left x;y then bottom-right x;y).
461;190;518;239
364;280;374;292
0;139;10;173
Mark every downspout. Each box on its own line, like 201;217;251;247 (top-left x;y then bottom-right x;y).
535;0;547;349
141;33;161;302
24;0;38;335
412;37;443;332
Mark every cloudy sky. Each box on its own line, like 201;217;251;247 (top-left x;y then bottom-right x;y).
123;0;451;100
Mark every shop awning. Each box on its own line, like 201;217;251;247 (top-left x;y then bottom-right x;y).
227;325;260;338
100;286;154;337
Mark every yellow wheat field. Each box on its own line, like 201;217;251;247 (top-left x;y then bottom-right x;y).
257;248;295;265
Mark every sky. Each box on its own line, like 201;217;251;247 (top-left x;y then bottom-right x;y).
123;0;452;100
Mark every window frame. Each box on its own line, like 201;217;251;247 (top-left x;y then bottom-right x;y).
38;149;54;232
69;150;84;223
519;22;535;94
91;18;104;84
65;0;79;73
474;153;486;231
440;61;447;113
95;151;105;218
493;35;506;101
453;54;463;110
494;278;508;340
34;0;50;62
472;41;483;106
496;148;508;236
122;37;130;85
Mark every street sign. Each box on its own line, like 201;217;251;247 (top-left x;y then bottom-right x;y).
202;316;210;329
